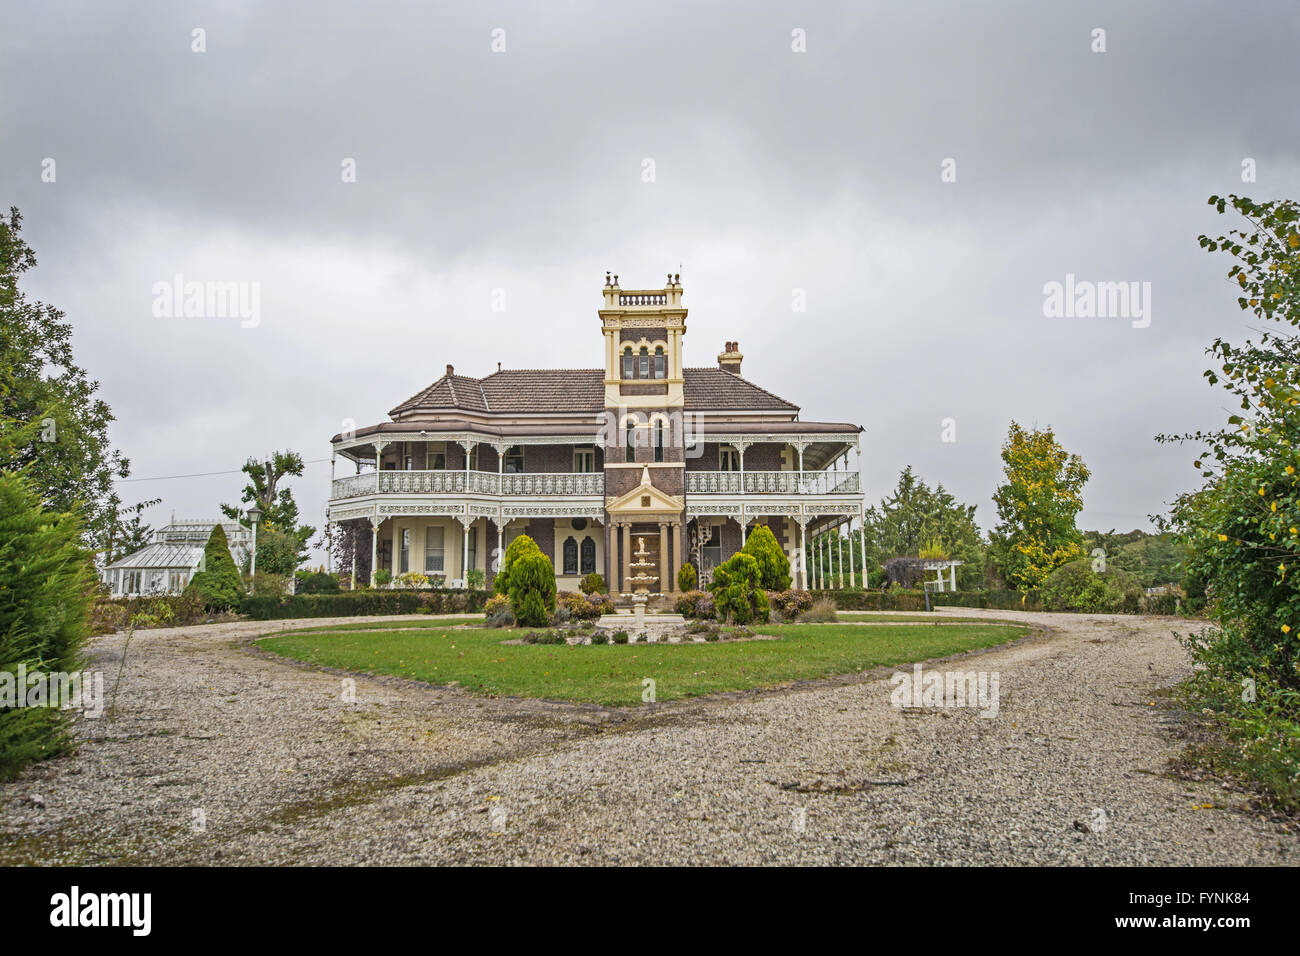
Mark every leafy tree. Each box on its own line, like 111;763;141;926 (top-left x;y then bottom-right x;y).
508;550;556;627
868;467;986;588
0;470;94;778
0;207;136;550
220;451;315;573
989;422;1089;591
1162;194;1300;690
184;524;244;611
103;498;161;564
676;562;697;592
242;523;305;579
708;552;769;625
494;534;542;595
742;524;791;591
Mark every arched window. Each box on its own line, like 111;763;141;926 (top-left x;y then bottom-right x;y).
638;347;649;379
653;346;666;379
625;419;636;463
580;537;596;575
654;419;665;462
621;348;634;380
563;537;578;575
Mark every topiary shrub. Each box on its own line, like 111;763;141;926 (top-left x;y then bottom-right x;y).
508;549;557;627
742;525;792;591
184;524;245;611
494;534;543;595
579;572;606;595
709;552;769;625
677;562;698;593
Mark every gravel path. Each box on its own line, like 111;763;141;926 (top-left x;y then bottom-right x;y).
1;610;1294;865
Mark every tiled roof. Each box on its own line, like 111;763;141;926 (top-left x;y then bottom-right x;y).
390;367;798;417
682;368;798;412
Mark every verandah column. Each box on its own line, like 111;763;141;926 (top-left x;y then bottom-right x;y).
621;521;631;594
837;520;845;590
369;514;380;587
848;516;857;588
658;522;668;594
461;507;470;585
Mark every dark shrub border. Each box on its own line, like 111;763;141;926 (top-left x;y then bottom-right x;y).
240;588;489;620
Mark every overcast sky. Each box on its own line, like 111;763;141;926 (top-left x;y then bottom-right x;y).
4;0;1299;561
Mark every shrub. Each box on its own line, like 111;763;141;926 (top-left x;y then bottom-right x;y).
579;573;607;595
395;571;430;589
676;590;706;617
184;524;245;611
484;593;510;617
240;589;490;619
466;568;486;591
248;572;291;597
742;525;792;591
494;534;543;595
558;590;612;621
770;589;814;619
590;631;609;645
677;562;698;593
882;557;925;589
798;597;839;623
612;631;629;644
0;473;94;780
373;568;392;587
709;552;769;625
552;606;572;626
1040;558;1142;613
295;570;340;594
508;550;557;628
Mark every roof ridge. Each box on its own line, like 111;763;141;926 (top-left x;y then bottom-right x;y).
478;380;490;410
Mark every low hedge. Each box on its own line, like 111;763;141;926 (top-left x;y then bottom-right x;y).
240;588;489;620
810;589;928;610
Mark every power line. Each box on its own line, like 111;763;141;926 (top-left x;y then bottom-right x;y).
116;458;331;483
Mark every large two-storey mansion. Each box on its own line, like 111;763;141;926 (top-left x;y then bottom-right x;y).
327;276;866;597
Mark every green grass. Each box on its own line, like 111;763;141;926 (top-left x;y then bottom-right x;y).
258;621;1030;706
836;612;1009;624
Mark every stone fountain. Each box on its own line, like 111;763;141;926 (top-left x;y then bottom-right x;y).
625;533;659;630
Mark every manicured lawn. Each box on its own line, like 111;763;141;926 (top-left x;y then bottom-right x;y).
836;612;1009;624
258;621;1029;706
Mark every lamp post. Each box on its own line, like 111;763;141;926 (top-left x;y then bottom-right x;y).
247;505;263;594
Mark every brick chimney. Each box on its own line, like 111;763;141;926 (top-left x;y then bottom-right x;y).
445;364;454;377
717;341;743;375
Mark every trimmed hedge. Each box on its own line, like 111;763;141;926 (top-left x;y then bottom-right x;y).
240;588;489;620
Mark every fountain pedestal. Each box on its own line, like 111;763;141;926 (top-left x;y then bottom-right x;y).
624;533;659;631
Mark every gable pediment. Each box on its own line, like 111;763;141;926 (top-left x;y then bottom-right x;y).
606;467;683;516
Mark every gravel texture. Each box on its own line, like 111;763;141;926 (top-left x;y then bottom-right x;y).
0;609;1294;865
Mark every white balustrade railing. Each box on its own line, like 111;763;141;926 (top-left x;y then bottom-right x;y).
330;470;603;500
685;470;860;495
332;468;856;501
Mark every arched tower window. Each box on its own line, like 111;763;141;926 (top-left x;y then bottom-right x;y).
621;347;634;380
580;538;596;575
638;347;649;379
625;419;636;463
654;346;666;379
563;537;578;575
654;419;665;462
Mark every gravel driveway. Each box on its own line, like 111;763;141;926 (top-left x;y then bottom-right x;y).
1;610;1294;865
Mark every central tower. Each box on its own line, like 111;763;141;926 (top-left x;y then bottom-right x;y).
599;273;688;598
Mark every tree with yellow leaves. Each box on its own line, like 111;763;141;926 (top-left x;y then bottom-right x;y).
989;421;1089;591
